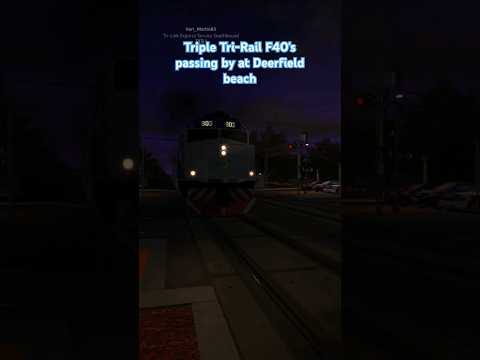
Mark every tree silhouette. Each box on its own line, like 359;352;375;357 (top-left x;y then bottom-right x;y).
403;82;476;184
309;138;340;180
143;150;173;189
11;109;83;201
252;125;290;181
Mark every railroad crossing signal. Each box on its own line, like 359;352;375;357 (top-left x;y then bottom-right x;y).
354;93;380;107
288;137;309;151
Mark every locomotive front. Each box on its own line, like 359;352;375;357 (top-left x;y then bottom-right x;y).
177;113;256;216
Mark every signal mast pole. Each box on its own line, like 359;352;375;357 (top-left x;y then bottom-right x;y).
376;71;397;214
7;109;15;219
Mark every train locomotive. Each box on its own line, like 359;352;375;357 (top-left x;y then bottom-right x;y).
176;112;256;216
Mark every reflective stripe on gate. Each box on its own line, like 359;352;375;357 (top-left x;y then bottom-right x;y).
229;188;243;203
188;188;216;208
204;189;216;202
192;188;208;201
243;197;257;214
187;187;255;216
230;188;252;202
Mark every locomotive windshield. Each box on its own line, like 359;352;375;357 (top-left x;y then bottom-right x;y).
187;128;248;143
187;129;218;142
220;129;247;143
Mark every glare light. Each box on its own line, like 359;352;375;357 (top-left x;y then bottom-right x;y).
190;170;197;176
122;158;135;171
221;144;227;151
249;171;255;177
395;93;404;99
305;143;310;147
221;150;227;156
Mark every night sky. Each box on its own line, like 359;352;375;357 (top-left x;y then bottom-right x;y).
140;0;341;174
2;1;136;169
3;1;479;174
345;1;480;94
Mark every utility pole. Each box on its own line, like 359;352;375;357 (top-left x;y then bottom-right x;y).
296;145;301;181
392;72;401;184
386;71;397;186
376;95;385;213
84;118;94;206
140;145;145;198
264;149;269;184
297;132;309;194
338;162;342;184
376;71;398;214
7;108;15;219
422;155;428;184
475;136;480;198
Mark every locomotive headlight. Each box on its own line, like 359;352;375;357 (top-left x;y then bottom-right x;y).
249;170;255;177
190;170;197;176
220;144;228;157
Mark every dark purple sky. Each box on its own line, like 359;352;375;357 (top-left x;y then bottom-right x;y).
345;0;480;94
3;1;136;169
4;1;479;174
140;0;341;173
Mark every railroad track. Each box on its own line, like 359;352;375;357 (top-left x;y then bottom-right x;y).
247;199;477;357
257;198;477;284
191;213;342;360
241;214;341;274
257;197;341;223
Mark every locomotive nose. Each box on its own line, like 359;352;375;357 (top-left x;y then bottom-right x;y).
215;186;233;206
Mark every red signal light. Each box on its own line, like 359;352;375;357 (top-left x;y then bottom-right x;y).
356;97;365;106
288;144;294;150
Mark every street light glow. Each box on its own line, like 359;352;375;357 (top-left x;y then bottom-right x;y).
122;158;135;171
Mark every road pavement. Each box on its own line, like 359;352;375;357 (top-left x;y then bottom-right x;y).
343;200;480;358
255;189;480;358
139;189;342;360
